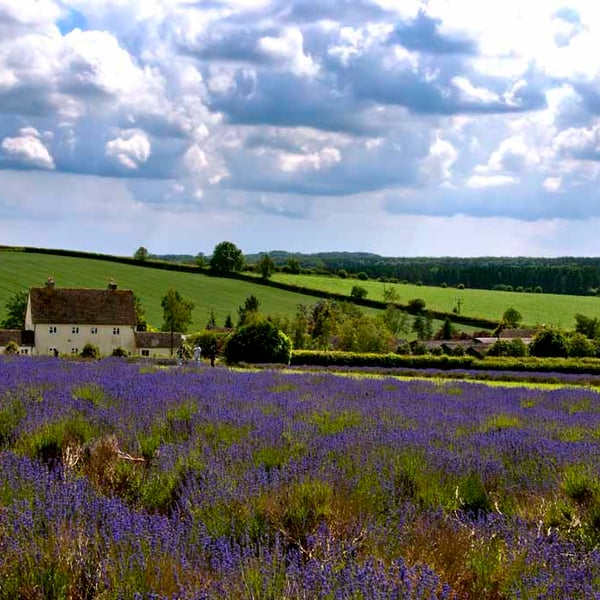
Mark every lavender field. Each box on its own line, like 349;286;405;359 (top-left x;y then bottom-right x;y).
2;358;600;599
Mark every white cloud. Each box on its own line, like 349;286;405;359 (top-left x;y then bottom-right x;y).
279;146;341;172
466;174;517;189
105;130;151;169
258;27;318;77
1;128;55;169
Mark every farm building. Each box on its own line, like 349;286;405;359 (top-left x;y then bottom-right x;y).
1;278;179;357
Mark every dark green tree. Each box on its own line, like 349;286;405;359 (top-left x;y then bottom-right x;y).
210;241;244;273
529;328;569;358
350;285;368;300
258;253;276;279
224;320;292;364
133;293;148;331
1;290;28;329
501;307;523;329
568;332;596;358
238;295;261;326
286;258;301;274
574;314;600;339
206;308;217;329
224;314;234;328
134;246;149;261
161;289;195;355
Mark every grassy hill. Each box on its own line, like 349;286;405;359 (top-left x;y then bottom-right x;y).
0;251;329;331
259;273;600;329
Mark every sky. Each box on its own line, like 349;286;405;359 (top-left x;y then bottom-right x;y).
1;1;600;257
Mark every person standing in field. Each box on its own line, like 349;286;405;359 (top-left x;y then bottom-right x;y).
193;345;202;364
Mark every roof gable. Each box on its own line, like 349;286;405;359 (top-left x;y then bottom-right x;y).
29;288;137;326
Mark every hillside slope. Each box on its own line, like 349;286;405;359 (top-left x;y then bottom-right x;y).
0;251;328;331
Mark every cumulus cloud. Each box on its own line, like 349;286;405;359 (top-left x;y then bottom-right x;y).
105;130;151;169
1;127;55;169
3;0;600;255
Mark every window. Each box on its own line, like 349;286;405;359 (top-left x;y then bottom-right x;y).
90;327;98;335
20;349;28;355
113;327;120;335
71;348;79;355
48;347;57;355
141;349;150;357
49;326;57;334
72;326;79;334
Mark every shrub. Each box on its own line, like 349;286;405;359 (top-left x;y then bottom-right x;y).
357;272;369;281
350;285;368;300
407;298;426;313
530;328;569;358
4;340;19;354
457;283;465;290
111;347;128;357
80;343;100;359
224;320;292;364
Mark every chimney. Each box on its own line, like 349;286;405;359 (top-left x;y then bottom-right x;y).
45;277;55;288
108;279;117;290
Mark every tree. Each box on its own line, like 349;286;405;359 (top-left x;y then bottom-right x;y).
224;314;234;328
574;314;600;339
134;246;149;261
501;307;523;329
568;332;596;358
407;298;426;314
381;305;409;338
350;285;368;300
412;313;433;341
206;308;217;329
286;258;301;274
238;295;261;326
210;241;244;273
1;290;28;329
437;317;455;340
529;328;569;358
133;293;148;331
161;289;195;355
258;253;276;279
224;320;292;364
195;252;206;268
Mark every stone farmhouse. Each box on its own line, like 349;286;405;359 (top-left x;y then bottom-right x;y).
0;279;180;357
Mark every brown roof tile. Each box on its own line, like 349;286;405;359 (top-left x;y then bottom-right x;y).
29;287;137;326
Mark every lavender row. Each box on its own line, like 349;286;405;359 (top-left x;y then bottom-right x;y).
1;356;600;598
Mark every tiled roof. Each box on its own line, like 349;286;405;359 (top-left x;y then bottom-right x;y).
135;331;181;348
498;328;538;339
29;287;137;325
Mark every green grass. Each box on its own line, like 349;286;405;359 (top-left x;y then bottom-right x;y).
0;251;467;338
265;273;600;329
0;251;329;331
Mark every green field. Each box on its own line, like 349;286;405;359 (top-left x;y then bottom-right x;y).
0;252;326;331
265;273;600;329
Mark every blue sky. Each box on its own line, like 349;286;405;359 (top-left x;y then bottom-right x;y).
1;0;600;257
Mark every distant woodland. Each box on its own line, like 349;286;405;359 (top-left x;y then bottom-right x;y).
167;252;600;297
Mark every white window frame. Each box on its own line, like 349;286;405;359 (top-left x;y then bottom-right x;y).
141;349;150;357
49;326;57;334
71;347;79;355
113;327;120;335
90;327;98;335
72;326;79;334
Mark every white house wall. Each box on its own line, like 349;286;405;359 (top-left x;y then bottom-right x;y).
34;324;136;356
